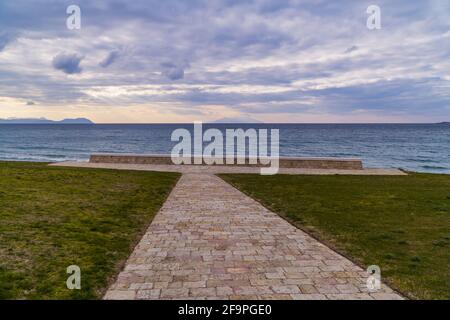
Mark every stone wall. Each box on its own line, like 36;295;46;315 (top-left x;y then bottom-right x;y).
89;154;363;170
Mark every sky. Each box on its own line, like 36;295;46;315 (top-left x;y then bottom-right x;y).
0;0;449;123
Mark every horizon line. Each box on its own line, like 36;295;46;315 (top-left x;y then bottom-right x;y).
0;122;448;125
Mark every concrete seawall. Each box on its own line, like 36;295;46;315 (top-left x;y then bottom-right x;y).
89;154;364;170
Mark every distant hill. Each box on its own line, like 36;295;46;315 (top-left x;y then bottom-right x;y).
437;122;449;125
0;117;94;124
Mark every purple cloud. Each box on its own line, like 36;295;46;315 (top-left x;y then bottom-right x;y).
52;53;83;74
99;51;120;68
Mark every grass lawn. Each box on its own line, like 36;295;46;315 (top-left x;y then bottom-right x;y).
0;161;180;299
220;173;450;300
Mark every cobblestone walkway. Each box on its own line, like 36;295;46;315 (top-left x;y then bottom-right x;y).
104;173;402;300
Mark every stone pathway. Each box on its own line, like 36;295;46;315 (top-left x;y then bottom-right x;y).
103;173;402;300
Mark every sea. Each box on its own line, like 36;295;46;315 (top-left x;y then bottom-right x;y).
0;123;449;173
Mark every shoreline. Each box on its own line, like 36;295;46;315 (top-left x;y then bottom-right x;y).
1;159;449;175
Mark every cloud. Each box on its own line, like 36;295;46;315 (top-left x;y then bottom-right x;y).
0;33;13;51
26;101;35;105
0;1;449;122
160;62;185;80
344;46;358;54
52;53;83;74
99;51;120;68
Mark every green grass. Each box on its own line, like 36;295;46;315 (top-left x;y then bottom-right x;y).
220;173;450;300
0;161;180;299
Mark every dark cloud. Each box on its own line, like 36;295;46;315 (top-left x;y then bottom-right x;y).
26;101;35;105
160;62;185;80
304;78;450;116
52;53;83;74
344;45;358;53
0;33;13;51
99;51;120;68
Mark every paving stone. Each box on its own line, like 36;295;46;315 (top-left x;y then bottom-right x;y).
216;286;234;296
291;294;327;300
104;290;136;300
326;293;374;300
299;284;319;294
136;289;161;300
259;294;292;300
183;281;207;289
189;287;217;298
271;285;301;294
369;293;404;300
336;284;360;294
234;286;273;295
161;288;189;298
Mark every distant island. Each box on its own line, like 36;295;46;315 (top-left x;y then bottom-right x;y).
437;122;449;125
0;117;94;124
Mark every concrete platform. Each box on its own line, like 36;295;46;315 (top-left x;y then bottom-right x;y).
51;161;406;175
